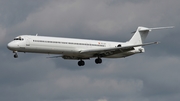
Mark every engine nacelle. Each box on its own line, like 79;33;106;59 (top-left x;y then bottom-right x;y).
138;48;145;53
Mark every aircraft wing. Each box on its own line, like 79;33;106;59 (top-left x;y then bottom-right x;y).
80;42;158;57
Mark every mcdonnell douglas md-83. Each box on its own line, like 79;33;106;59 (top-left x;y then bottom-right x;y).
7;26;173;66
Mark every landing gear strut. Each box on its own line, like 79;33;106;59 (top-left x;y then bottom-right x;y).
78;60;85;66
95;57;102;64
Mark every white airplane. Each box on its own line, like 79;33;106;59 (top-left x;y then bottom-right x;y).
7;26;173;66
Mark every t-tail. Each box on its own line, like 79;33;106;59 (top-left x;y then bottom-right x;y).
129;26;174;45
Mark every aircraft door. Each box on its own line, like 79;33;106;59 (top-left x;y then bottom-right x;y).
26;38;30;46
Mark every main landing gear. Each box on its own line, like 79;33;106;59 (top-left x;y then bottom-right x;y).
77;57;102;66
78;60;85;66
95;57;102;64
13;51;18;58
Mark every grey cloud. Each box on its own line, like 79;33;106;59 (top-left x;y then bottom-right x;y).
1;54;180;101
1;0;180;101
0;0;49;28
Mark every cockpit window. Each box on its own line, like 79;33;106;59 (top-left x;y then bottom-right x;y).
14;37;24;41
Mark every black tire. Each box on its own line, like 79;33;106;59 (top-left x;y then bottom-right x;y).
95;58;102;64
78;60;85;66
14;54;18;58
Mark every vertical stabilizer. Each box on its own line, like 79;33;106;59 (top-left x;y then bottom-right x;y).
129;27;150;44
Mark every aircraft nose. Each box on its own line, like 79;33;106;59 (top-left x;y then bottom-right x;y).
7;42;18;50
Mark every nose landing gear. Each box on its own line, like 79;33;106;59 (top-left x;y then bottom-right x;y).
13;51;18;58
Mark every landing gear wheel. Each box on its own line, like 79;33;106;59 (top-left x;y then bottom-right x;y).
14;54;18;58
78;60;85;66
95;58;102;64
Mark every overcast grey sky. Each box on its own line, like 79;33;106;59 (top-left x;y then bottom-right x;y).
0;0;180;101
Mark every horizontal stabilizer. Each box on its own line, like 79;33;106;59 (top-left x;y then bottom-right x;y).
149;26;174;30
139;26;174;32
